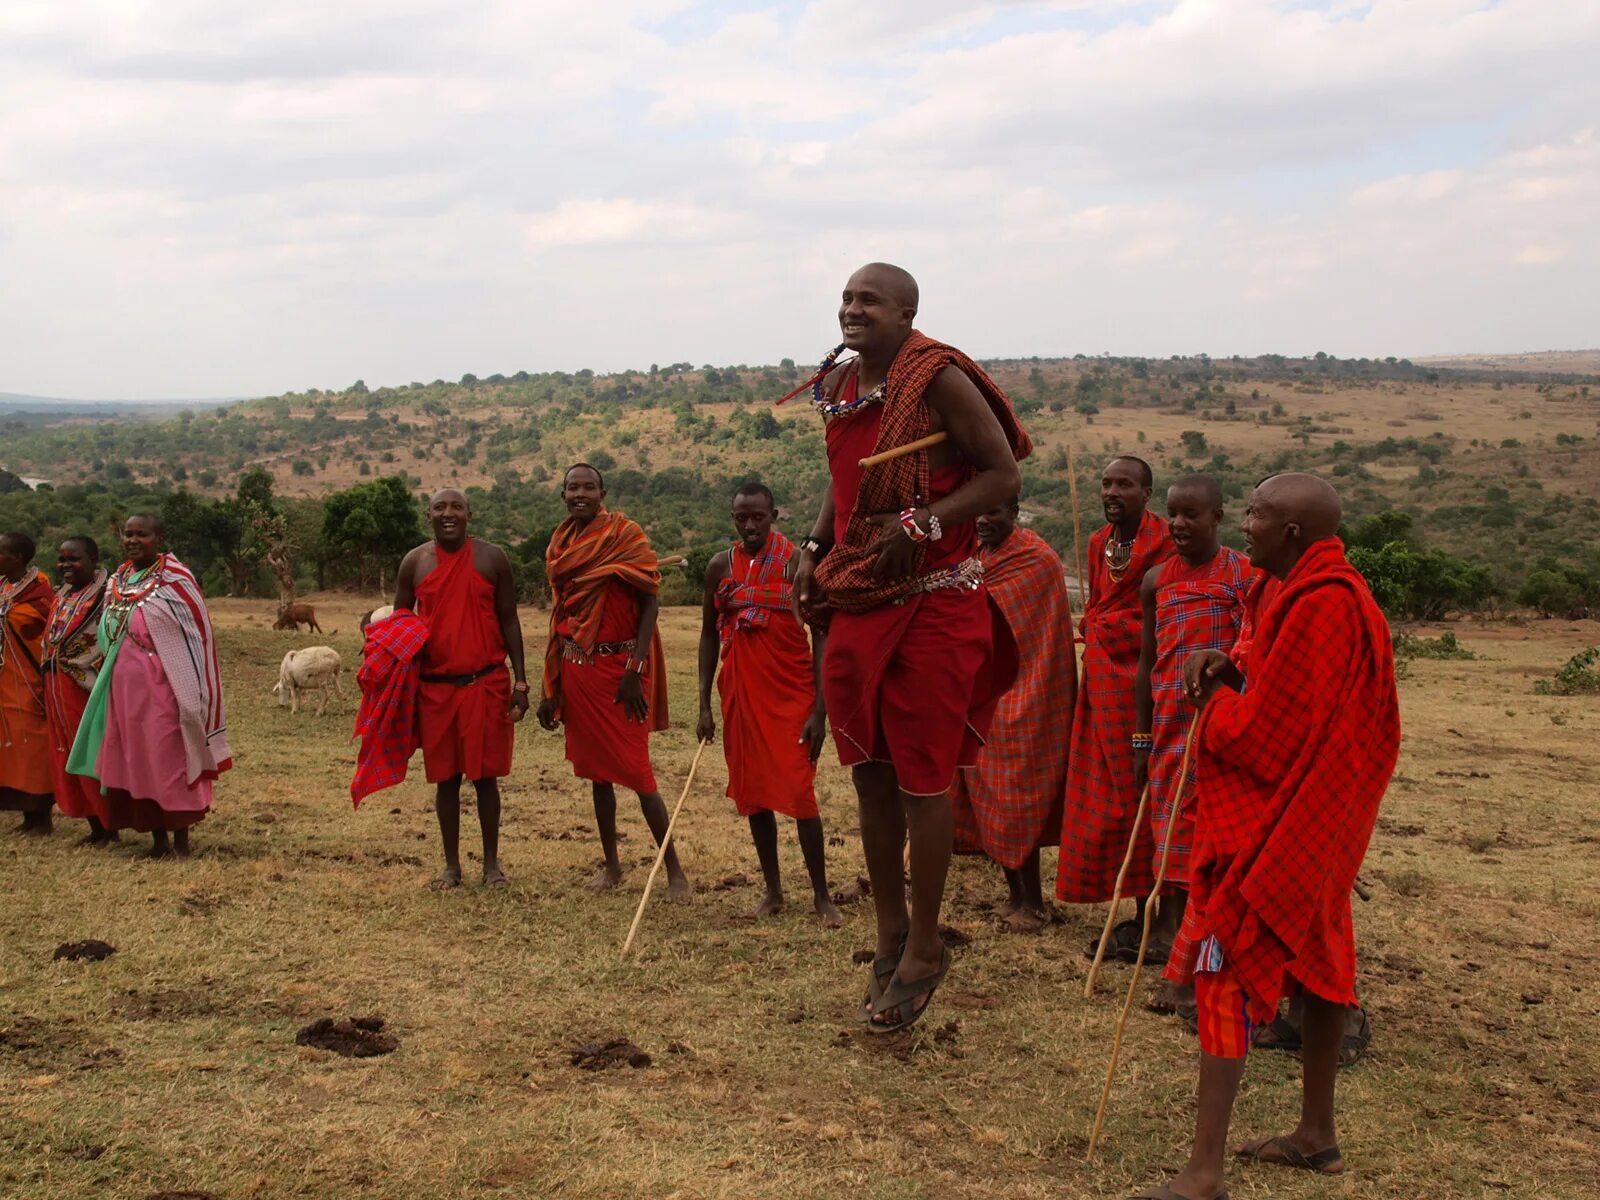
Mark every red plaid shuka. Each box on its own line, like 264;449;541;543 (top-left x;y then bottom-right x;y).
350;608;428;807
951;528;1076;870
1165;538;1400;1021
1056;509;1174;903
1228;570;1281;676
716;531;794;653
1148;547;1251;888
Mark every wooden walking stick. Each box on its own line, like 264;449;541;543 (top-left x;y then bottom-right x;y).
1083;781;1152;998
620;738;709;962
858;431;948;469
1067;440;1087;610
1087;710;1202;1159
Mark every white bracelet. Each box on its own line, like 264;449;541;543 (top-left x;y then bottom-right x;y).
927;512;943;541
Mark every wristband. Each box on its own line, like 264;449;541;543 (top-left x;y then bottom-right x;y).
1131;732;1152;749
899;508;930;543
512;681;530;694
800;536;828;556
624;657;648;675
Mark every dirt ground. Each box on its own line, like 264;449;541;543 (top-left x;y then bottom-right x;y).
2;598;1597;1199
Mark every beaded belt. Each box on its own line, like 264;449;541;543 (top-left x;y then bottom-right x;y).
561;637;637;665
902;556;984;598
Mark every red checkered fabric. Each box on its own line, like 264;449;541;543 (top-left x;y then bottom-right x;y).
1165;538;1400;1021
350;609;428;807
1056;509;1174;903
1148;547;1251;887
1227;570;1281;676
951;527;1076;869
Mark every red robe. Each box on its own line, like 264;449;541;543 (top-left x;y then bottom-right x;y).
715;533;819;820
0;570;54;807
951;527;1076;869
1166;539;1400;1020
1057;510;1174;902
415;539;513;784
43;577;108;821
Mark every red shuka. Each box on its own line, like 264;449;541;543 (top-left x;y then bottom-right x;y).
1056;509;1174;902
1166;538;1400;1021
715;532;818;820
414;539;513;784
820;381;1017;797
0;570;54;802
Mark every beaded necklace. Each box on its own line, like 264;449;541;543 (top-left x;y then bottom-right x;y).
103;556;166;645
773;344;887;417
46;571;106;653
1104;533;1136;583
0;565;39;619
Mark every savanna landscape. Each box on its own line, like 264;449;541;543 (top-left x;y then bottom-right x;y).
3;354;1599;1199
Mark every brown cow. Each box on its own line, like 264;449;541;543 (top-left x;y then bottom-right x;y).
274;602;325;634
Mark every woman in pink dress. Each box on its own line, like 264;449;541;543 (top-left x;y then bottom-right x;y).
67;514;231;859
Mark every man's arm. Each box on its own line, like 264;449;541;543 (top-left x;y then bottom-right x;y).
794;489;835;624
615;584;661;724
696;552;731;743
489;544;529;721
393;548;418;610
1133;565;1160;793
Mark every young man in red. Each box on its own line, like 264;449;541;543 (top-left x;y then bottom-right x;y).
1132;474;1400;1200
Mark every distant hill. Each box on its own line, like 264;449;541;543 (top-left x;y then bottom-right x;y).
0;392;239;418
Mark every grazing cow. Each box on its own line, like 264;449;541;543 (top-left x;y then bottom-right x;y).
274;602;325;633
272;646;345;715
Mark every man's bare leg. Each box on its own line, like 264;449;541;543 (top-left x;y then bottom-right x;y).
1151;888;1194;1011
637;789;691;900
897;788;953;988
854;762;908;961
1233;994;1346;1171
1000;850;1050;930
796;816;843;928
748;810;783;916
430;775;463;889
589;782;623;890
1155;1050;1248;1199
474;777;507;886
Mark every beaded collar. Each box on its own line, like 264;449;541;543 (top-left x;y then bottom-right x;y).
102;556;166;643
0;565;41;618
773;344;887;417
1105;532;1137;583
46;570;107;649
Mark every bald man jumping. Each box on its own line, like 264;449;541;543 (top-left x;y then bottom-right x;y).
395;488;528;889
1131;473;1400;1200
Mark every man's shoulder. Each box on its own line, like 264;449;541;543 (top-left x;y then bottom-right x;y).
706;548;733;583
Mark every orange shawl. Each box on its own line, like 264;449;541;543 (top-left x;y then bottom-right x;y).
543;508;668;729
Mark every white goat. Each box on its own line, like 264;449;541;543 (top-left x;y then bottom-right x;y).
272;646;345;716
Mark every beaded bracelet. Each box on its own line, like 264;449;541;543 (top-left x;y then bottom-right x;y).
624;657;648;675
1131;732;1153;750
899;508;930;543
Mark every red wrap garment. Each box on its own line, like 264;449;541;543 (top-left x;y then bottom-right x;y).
545;511;667;796
414;539;513;784
42;575;108;821
950;527;1076;869
0;569;55;805
1147;547;1251;887
715;532;818;820
1165;538;1400;1021
1056;510;1174;903
820;377;1017;797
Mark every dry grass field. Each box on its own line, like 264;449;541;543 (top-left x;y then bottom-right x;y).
4;593;1599;1200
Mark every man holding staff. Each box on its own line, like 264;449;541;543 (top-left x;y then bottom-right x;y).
1131;473;1399;1200
792;262;1030;1033
696;482;840;926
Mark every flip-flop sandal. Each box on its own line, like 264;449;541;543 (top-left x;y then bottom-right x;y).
857;932;908;1024
867;945;951;1035
1084;918;1142;962
1251;1012;1301;1052
1128;1185;1229;1199
1340;1005;1372;1068
1235;1135;1344;1174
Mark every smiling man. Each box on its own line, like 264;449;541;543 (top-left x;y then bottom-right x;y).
1058;457;1174;945
1132;473;1400;1200
395;488;527;889
1131;475;1250;1014
697;481;840;926
540;464;689;900
793;261;1031;1033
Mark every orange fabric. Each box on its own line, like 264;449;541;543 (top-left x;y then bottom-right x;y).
1194;961;1258;1060
716;537;818;819
414;539;513;783
951;527;1076;868
0;571;53;797
544;510;667;730
559;580;658;794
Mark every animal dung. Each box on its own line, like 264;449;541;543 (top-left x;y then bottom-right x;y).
295;1015;398;1057
53;940;116;962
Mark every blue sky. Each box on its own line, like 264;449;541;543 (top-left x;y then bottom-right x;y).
0;0;1594;398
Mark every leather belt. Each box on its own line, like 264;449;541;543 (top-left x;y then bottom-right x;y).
420;662;501;687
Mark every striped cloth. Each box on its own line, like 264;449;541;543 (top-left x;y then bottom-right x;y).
951;527;1076;869
1148;547;1251;887
716;531;794;652
141;557;232;784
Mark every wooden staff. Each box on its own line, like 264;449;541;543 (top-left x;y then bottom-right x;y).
656;556;686;568
1083;782;1152;998
620;739;709;961
858;431;948;469
1087;710;1202;1159
1067;440;1087;610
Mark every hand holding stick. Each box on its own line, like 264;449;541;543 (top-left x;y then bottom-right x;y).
620;739;709;961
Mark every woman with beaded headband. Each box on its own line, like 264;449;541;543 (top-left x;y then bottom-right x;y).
67;513;231;858
0;530;57;834
42;536;114;845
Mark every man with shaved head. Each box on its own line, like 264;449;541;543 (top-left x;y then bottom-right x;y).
1058;456;1174;944
395;488;527;888
1131;474;1400;1200
793;261;1031;1032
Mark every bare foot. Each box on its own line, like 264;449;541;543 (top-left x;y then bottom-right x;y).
429;865;463;890
813;894;845;929
15;814;52;837
999;905;1052;934
147;844;176;861
667;872;693;903
587;864;624;892
1147;980;1196;1018
750;890;784;918
173;830;192;858
482;862;510;888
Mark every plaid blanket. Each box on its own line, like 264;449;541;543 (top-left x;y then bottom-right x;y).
140;557;231;784
350;609;428;807
1166;538;1400;1020
951;527;1075;869
716;531;794;654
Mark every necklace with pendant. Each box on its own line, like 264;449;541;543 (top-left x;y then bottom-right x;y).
1105;534;1136;583
103;558;164;644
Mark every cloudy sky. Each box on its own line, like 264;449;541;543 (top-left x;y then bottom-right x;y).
1;0;1595;399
